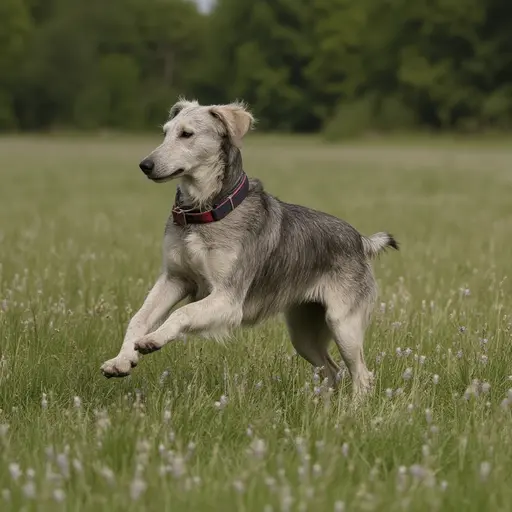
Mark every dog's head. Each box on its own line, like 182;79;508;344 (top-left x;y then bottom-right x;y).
139;100;254;200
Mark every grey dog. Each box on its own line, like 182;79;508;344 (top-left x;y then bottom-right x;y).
101;99;398;398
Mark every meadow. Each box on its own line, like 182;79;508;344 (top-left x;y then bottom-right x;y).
1;133;512;511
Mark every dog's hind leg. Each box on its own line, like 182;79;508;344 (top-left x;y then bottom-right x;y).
285;303;338;387
324;298;373;399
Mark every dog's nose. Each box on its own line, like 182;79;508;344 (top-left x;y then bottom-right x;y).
139;158;155;175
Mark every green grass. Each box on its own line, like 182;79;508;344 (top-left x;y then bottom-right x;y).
1;134;512;511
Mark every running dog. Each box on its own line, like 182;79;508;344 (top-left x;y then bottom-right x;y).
100;99;398;397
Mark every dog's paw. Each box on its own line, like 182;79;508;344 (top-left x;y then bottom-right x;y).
101;355;138;378
134;335;163;355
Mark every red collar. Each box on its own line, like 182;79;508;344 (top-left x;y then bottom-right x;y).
172;173;249;226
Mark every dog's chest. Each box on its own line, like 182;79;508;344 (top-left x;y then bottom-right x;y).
164;230;237;291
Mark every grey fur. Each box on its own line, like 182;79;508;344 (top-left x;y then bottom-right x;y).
101;100;398;398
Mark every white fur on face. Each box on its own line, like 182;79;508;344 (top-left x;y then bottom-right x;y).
148;101;223;184
141;100;254;206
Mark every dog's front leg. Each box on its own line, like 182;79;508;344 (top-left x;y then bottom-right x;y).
101;275;189;378
134;292;242;354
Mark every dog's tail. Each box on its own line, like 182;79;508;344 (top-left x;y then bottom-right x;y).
362;232;399;258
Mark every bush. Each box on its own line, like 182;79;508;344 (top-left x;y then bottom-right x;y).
323;97;375;140
323;95;420;140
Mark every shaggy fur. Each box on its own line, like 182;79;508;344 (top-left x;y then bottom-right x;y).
101;99;398;397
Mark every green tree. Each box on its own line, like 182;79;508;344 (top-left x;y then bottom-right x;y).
0;0;31;129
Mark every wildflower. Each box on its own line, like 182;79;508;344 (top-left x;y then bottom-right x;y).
402;368;413;381
404;347;412;357
9;462;22;481
56;453;70;479
159;370;170;385
312;464;322;477
171;456;185;479
396;347;402;357
53;489;66;503
255;381;263;390
248;438;267;460
233;480;245;493
98;466;115;486
72;459;83;473
440;480;448;491
334;501;345;512
23;481;36;499
459;326;466;334
73;396;82;408
409;464;426;479
396;466;408;491
456;350;463;359
41;393;48;410
385;388;393;399
479;461;491;482
0;424;9;438
265;477;276;489
425;408;433;424
341;443;349;457
480;355;488;365
481;382;491;394
419;355;426;365
214;395;228;410
432;374;439;385
130;477;147;500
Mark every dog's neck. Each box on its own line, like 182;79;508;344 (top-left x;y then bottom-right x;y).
177;142;244;209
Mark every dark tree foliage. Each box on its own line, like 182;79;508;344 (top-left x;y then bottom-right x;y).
1;0;511;134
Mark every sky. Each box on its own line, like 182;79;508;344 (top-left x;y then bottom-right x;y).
194;0;214;13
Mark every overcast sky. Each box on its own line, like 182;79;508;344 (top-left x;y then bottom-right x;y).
194;0;214;13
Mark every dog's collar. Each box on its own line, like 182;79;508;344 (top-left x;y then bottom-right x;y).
172;172;249;226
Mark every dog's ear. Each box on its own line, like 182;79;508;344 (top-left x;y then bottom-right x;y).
169;98;198;120
210;102;255;147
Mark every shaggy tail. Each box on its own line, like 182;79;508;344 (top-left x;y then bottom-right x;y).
362;232;399;258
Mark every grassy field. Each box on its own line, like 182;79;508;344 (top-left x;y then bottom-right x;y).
1;133;512;511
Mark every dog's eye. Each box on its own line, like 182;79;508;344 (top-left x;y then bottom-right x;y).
180;130;193;139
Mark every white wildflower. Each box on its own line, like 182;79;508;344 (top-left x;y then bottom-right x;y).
403;368;413;381
130;477;147;500
53;489;66;503
22;481;36;499
334;501;345;512
248;438;267;460
480;461;491;482
9;462;22;481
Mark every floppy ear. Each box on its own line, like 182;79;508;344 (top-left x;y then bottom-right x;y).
210;102;255;147
169;98;198;119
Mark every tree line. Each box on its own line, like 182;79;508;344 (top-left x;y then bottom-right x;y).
2;0;511;136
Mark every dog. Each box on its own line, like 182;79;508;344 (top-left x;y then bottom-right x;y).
100;99;398;398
